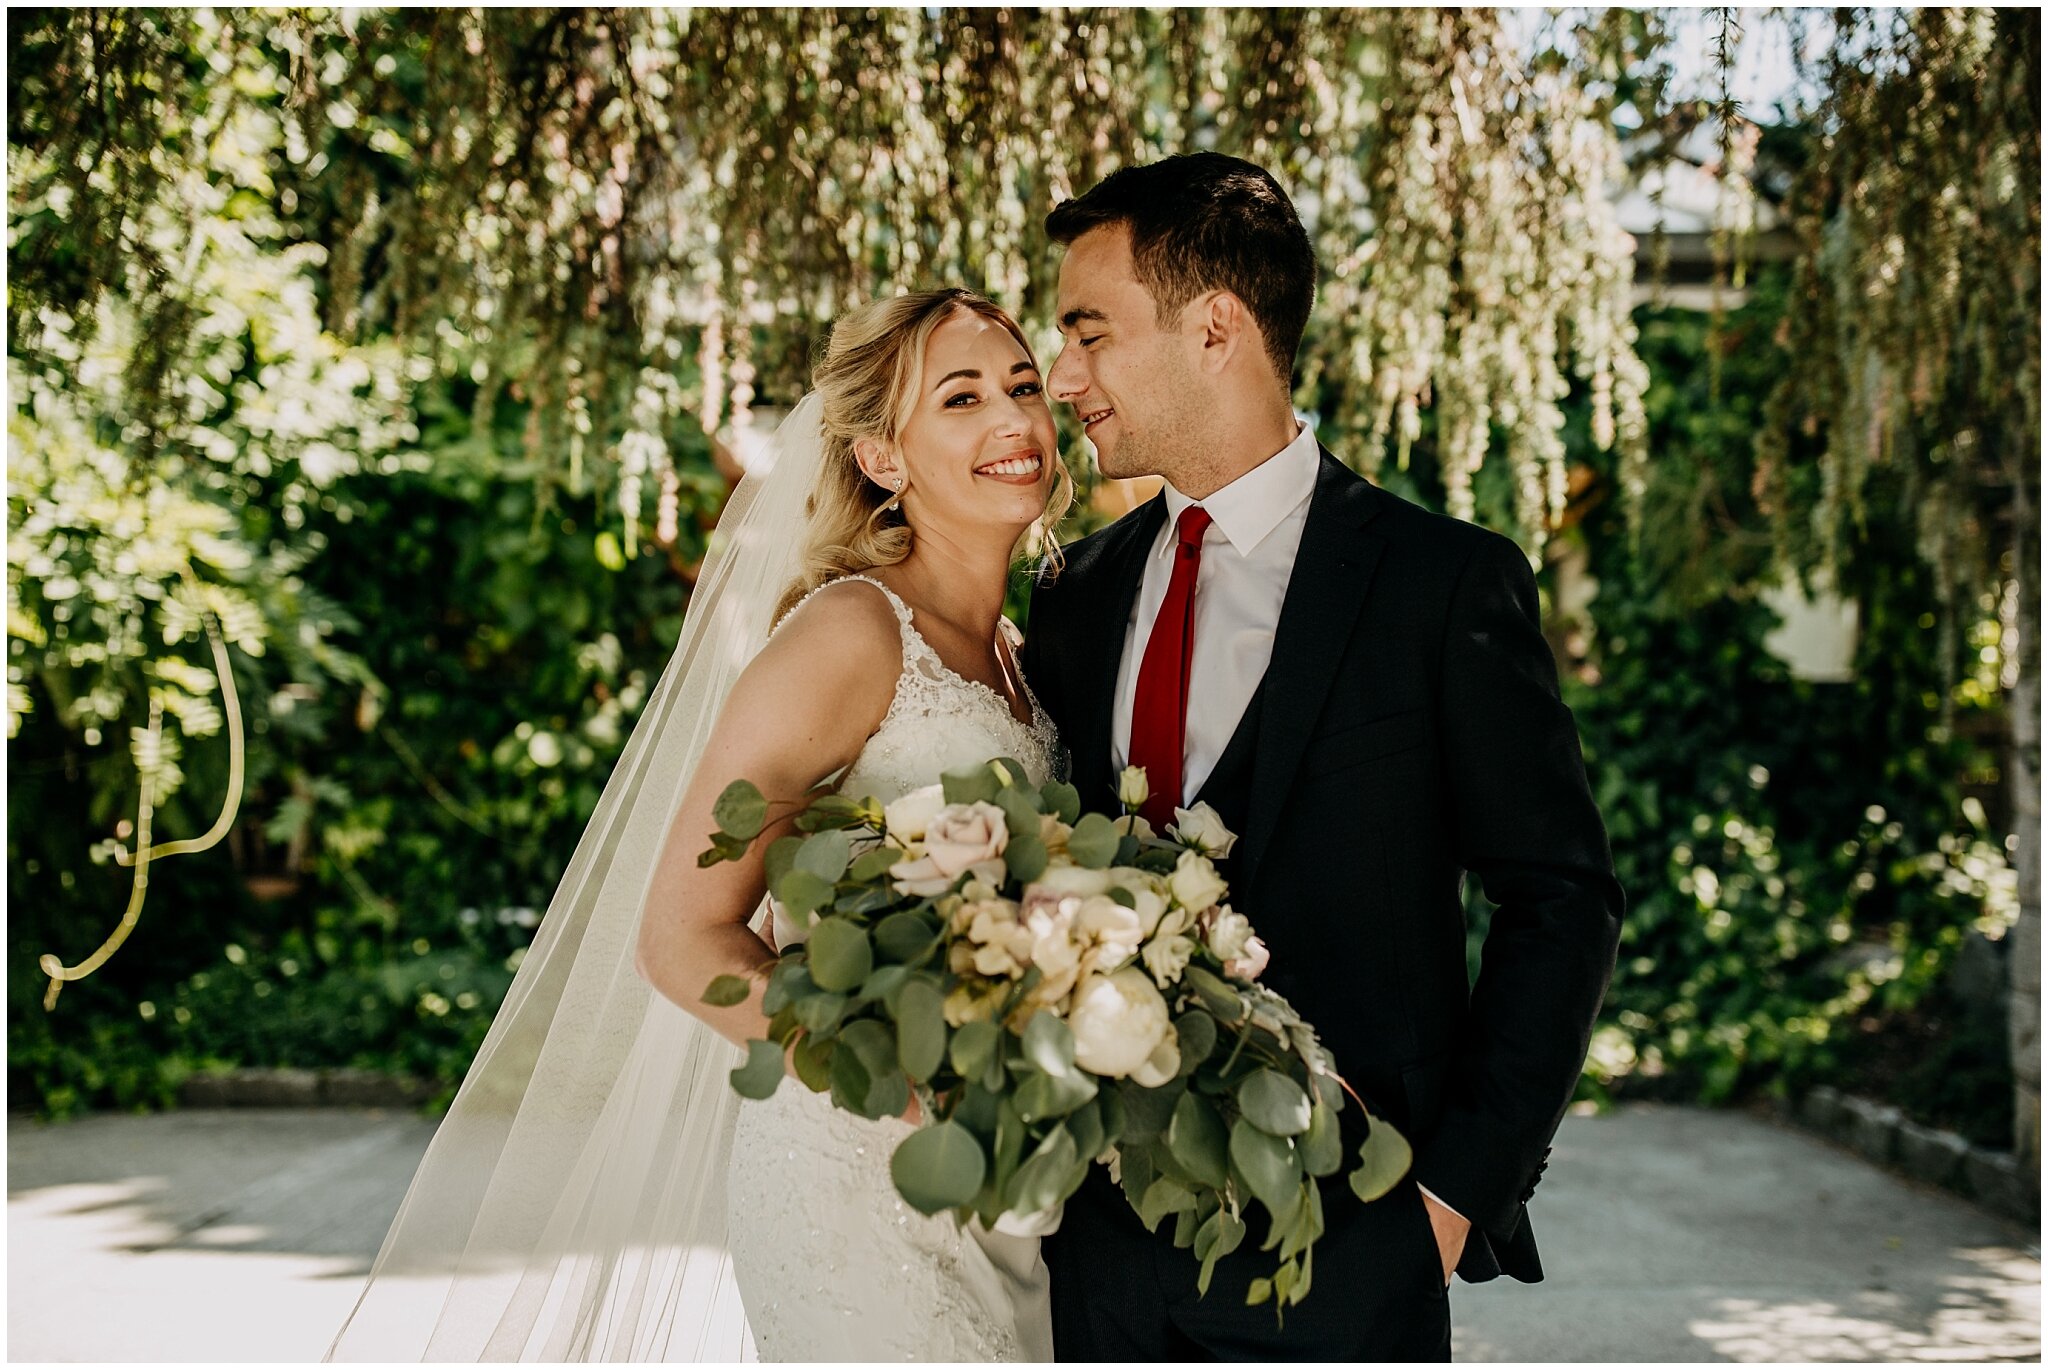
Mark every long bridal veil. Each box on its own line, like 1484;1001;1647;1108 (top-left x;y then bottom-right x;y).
327;396;827;1362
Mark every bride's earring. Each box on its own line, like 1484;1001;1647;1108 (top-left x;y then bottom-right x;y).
883;475;904;511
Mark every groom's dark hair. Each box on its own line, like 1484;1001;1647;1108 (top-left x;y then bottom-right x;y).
1045;152;1315;385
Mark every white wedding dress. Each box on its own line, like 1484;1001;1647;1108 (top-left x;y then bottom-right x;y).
725;574;1064;1363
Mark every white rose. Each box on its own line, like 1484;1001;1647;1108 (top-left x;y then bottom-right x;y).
1118;765;1150;811
1168;849;1228;915
1168;802;1238;858
1024;863;1116;901
1140;932;1197;986
1066;968;1174;1079
890;853;957;898
924;801;1010;876
1223;933;1271;982
1205;905;1253;961
883;784;947;843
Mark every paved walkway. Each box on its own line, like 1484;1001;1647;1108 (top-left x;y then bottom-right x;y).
7;1101;2039;1362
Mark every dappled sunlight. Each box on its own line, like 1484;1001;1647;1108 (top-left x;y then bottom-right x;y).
1689;1244;2041;1362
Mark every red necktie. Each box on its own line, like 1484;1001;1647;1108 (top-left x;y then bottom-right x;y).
1129;505;1214;829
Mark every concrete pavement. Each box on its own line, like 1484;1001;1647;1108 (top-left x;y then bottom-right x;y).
7;1101;2039;1362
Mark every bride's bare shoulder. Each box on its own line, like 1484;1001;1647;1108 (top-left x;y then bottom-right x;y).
752;576;904;695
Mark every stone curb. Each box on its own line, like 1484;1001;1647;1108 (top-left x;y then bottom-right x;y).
1784;1086;2039;1225
176;1067;437;1110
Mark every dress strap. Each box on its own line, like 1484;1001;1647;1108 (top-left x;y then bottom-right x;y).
773;573;942;677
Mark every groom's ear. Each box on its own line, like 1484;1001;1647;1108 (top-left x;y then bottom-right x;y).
1193;290;1255;375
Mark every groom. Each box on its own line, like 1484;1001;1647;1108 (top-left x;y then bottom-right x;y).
1022;152;1625;1360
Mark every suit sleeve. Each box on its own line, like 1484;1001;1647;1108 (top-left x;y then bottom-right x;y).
1408;533;1624;1243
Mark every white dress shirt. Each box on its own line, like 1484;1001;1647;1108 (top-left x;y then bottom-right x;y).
1110;421;1320;798
1108;421;1470;1239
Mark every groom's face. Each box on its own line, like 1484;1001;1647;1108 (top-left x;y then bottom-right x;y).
1049;224;1201;482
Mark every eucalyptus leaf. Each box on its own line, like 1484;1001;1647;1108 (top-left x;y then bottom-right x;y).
1173;1010;1218;1072
895;977;947;1081
1236;1068;1313;1137
728;1039;785;1100
792;990;848;1034
1014;1067;1097;1121
772;869;834;921
862;1065;910;1120
795;827;853;882
857;963;911;1005
1066;812;1121;868
1299;1099;1344;1177
1137;1175;1196;1230
711;779;768;841
791;1034;833;1092
1040;781;1081;824
874;910;938;964
891;1121;988;1215
1002;830;1049;883
1347;1113;1414;1203
1229;1117;1302;1211
701;973;751;1008
805;917;873;991
1007;1122;1077;1214
1117;1078;1183;1145
1020;1011;1076;1077
1118;1143;1157;1212
1182;965;1244;1022
1166;1090;1230;1190
1067;1096;1105;1165
940;764;1001;806
839;1018;898;1076
949;1019;1002;1081
829;1036;871;1114
763;834;804;888
995;785;1043;839
850;845;904;882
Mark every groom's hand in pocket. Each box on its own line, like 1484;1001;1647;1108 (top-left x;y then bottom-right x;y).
1420;1188;1470;1286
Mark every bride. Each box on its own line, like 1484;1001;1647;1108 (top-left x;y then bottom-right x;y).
327;288;1073;1362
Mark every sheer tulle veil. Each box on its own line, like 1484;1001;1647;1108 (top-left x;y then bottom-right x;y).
326;396;829;1362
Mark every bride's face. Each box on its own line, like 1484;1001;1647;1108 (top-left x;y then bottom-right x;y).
876;309;1059;544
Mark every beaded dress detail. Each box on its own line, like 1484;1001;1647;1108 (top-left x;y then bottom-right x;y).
725;575;1064;1362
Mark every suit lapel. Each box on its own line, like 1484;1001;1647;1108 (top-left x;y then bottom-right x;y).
1070;495;1166;811
1240;452;1387;891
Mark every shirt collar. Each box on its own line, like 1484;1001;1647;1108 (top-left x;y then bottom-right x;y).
1160;421;1320;556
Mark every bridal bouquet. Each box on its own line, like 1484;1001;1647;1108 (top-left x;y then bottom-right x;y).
699;758;1411;1312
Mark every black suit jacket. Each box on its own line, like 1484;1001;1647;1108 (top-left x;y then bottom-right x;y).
1020;451;1624;1284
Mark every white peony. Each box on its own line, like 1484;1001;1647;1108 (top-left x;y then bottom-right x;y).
1067;968;1174;1080
1168;802;1238;858
1075;894;1147;965
883;784;947;843
1168;849;1228;915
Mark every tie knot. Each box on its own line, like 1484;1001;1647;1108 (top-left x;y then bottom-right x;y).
1176;505;1214;549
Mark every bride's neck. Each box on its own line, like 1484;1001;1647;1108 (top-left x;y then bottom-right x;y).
885;529;1014;637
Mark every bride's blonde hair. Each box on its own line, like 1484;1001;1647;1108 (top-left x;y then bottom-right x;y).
773;287;1075;623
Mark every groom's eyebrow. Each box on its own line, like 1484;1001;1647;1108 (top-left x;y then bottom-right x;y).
933;361;1038;388
1058;307;1108;332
